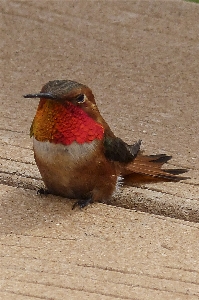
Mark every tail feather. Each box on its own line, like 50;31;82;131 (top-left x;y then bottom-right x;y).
163;168;188;176
148;154;172;165
121;154;189;184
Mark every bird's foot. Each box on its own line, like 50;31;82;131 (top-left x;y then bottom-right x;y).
37;188;49;196
72;198;92;210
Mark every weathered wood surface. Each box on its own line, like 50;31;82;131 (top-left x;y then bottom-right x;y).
0;1;199;299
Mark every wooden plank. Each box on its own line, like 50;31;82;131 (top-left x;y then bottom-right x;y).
0;185;199;300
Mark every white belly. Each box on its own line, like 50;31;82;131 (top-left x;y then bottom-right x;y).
33;137;98;168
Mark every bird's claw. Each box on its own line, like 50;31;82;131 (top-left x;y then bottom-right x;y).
72;198;92;210
37;188;49;196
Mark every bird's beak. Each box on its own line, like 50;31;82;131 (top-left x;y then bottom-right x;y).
23;93;57;100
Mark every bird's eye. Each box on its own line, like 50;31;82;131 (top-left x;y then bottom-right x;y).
76;94;85;103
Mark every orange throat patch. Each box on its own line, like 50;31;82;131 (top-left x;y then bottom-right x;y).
31;99;104;145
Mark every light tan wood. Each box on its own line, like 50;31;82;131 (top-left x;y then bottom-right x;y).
0;0;199;299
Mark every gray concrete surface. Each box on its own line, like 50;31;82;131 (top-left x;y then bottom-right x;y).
1;0;199;299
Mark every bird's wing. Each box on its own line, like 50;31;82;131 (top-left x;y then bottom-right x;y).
103;134;188;182
103;135;141;163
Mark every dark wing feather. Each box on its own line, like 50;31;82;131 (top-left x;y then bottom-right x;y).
103;135;141;163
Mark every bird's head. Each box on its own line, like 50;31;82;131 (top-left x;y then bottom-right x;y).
24;80;108;145
24;80;101;120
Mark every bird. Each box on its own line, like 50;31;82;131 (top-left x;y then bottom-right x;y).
24;80;187;209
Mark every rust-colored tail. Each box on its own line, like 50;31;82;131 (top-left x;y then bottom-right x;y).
122;154;188;185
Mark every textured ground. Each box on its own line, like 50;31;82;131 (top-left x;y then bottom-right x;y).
1;1;199;299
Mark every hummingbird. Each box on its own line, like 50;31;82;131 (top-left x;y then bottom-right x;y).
24;80;187;208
